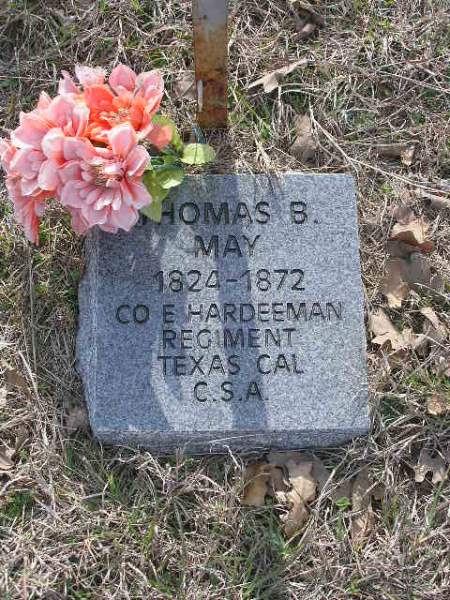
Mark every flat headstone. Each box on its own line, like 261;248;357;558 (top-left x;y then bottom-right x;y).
77;173;369;454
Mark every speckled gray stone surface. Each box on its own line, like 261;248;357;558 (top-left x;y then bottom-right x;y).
77;173;369;454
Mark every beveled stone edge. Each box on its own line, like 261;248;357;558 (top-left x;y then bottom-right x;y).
90;424;370;455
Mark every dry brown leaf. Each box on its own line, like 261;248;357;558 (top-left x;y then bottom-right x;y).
369;309;418;352
400;144;416;166
418;189;450;210
173;71;196;100
248;59;310;93
289;0;324;26
242;462;271;506
381;259;410;308
282;490;309;538
386;240;423;259
420;306;441;330
426;393;450;416
416;310;448;357
431;350;450;378
310;455;330;493
414;449;447;484
4;367;28;391
285;459;316;502
290;114;316;163
331;479;353;503
66;404;90;433
391;205;415;223
267;450;303;466
381;253;441;308
390;216;433;253
0;446;14;473
268;465;290;495
351;468;375;545
376;142;416;166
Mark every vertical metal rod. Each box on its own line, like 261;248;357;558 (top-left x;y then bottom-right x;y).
192;0;228;129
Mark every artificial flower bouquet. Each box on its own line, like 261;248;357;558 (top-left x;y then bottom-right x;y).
0;64;214;244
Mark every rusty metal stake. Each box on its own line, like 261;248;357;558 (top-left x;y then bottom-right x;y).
192;0;228;129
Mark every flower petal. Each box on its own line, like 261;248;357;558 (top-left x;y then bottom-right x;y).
146;124;172;150
123;179;152;209
136;70;164;101
75;65;105;87
109;64;137;93
61;180;87;208
109;202;138;231
108;123;137;158
72;103;90;136
38;159;60;191
68;207;90;235
41;128;65;161
125;146;150;177
58;71;79;95
63;137;94;162
37;91;52;111
83;84;115;114
12;112;50;149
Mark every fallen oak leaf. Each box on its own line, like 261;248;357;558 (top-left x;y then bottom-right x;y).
416;309;448;357
390;215;433;253
381;253;442;308
414;449;447;484
420;306;441;330
289;0;324;26
400;144;416;167
432;351;450;378
290;114;317;163
0;445;14;473
173;71;196;100
391;205;415;223
248;59;311;93
380;258;410;308
4;366;28;392
65;404;90;433
309;455;331;494
375;142;417;166
242;461;271;506
285;458;316;502
268;465;290;495
418;189;450;210
426;393;450;416
351;468;382;546
369;308;418;352
281;489;310;538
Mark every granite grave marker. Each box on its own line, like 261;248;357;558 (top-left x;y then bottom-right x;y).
77;173;369;453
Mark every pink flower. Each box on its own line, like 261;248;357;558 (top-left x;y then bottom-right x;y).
10;95;89;196
59;64;172;149
0;139;50;244
60;123;152;233
1;95;89;243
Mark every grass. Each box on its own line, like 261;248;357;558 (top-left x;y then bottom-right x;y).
1;0;450;598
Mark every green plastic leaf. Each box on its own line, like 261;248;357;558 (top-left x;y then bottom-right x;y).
152;115;183;153
162;154;178;165
141;199;162;222
157;166;185;189
141;171;170;222
181;143;216;165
